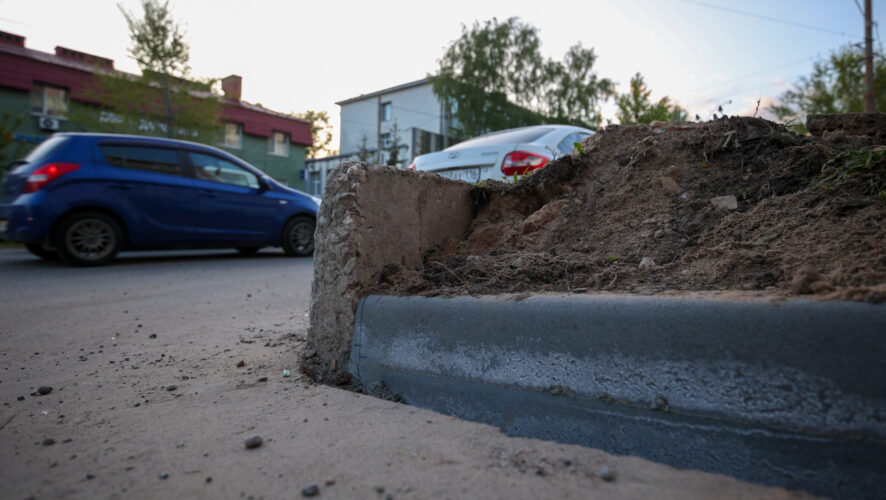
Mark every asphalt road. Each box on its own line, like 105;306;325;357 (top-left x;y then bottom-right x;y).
0;247;806;499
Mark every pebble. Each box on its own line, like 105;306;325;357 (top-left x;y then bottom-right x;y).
206;477;212;483
258;376;268;382
42;438;56;446
650;396;668;411
86;474;95;480
149;334;157;339
638;257;656;271
166;385;178;392
17;396;24;401
159;473;169;480
301;484;319;497
37;386;53;396
598;466;616;481
244;435;263;449
236;360;246;368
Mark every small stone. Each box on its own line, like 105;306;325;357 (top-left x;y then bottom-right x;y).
17;396;24;401
244;435;263;449
653;229;666;239
571;287;588;294
375;486;385;494
638;257;656;271
258;376;268;382
42;438;56;446
205;477;212;483
301;484;320;497
710;195;738;210
149;334;157;339
86;474;95;480
159;473;169;480
598;466;616;481
282;369;291;377
659;176;679;194
651;396;668;411
236;360;246;368
166;385;178;392
37;386;53;396
325;479;336;486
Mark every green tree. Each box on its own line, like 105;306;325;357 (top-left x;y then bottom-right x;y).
294;110;336;158
771;45;886;133
385;122;402;167
355;135;373;162
615;72;687;125
0;112;31;169
432;17;614;140
73;0;220;142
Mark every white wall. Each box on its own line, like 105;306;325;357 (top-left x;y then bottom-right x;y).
338;82;446;164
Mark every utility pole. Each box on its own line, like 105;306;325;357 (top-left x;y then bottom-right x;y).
864;0;875;112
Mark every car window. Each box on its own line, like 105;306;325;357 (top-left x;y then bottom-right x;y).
12;136;70;173
99;144;183;175
188;152;260;189
447;127;554;150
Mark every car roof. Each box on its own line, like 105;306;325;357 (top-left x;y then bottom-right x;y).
56;132;218;150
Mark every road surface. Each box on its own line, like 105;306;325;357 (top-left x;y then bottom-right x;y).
0;247;809;499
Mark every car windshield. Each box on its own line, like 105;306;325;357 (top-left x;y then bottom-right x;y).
447;127;554;150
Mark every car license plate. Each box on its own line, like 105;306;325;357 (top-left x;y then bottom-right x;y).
0;219;7;234
436;168;481;183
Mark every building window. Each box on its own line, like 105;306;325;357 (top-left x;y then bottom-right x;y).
30;83;68;117
380;132;392;149
381;101;392;121
223;122;242;148
269;131;289;156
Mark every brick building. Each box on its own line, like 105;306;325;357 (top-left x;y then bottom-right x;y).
0;30;312;188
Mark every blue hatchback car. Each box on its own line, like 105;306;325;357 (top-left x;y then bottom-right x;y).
0;133;320;265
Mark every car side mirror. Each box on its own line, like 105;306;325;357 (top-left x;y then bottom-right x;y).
257;177;270;192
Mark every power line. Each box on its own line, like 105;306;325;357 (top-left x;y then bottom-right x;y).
680;0;864;39
690;54;817;93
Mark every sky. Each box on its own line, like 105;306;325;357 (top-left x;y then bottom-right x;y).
1;0;883;151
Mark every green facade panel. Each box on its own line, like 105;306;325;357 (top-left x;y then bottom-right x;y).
1;87;307;189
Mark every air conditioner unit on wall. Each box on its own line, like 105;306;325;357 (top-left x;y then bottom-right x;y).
38;116;60;131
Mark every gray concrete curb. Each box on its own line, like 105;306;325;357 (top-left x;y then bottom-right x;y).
349;294;886;499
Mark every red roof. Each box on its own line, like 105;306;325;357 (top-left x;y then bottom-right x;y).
0;40;311;146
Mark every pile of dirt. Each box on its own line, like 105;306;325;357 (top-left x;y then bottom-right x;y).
377;116;886;302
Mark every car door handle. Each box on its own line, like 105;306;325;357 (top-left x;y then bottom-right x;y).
199;190;218;198
107;182;133;190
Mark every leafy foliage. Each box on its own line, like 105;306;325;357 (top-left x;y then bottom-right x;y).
771;45;886;133
72;0;220;142
294;110;336;158
385;122;403;167
0;112;31;169
615;73;687;125
432;18;614;140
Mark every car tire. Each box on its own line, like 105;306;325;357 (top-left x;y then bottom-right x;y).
236;247;261;256
25;243;59;261
281;216;315;257
54;211;123;266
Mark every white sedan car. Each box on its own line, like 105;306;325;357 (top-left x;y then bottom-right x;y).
408;125;593;182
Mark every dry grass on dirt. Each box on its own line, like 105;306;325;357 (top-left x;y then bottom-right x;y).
378;116;886;302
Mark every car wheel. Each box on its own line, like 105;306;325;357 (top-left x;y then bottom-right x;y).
25;243;59;261
236;247;261;255
54;211;122;266
281;216;315;257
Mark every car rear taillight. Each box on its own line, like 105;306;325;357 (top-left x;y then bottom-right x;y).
501;151;548;176
23;163;80;193
407;163;416;170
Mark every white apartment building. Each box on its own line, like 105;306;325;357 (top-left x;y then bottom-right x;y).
305;78;452;197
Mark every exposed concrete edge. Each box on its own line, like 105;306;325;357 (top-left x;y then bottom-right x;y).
350;293;886;438
304;162;473;384
349;293;886;498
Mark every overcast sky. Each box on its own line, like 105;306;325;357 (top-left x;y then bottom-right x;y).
2;0;883;149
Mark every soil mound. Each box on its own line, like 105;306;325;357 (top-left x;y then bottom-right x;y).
380;116;886;302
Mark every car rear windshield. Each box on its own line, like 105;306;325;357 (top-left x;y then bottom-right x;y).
447;127;554;150
11;135;70;173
